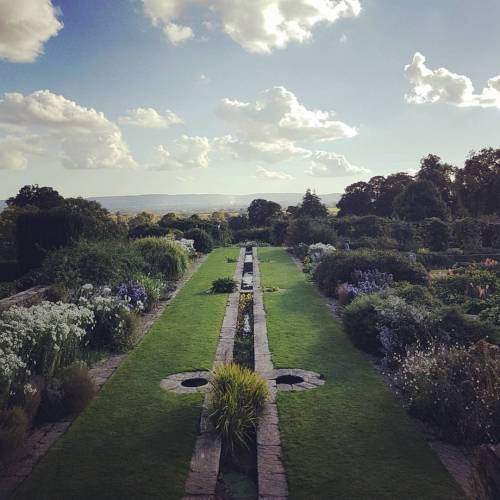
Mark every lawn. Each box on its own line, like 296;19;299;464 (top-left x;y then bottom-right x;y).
258;247;465;500
14;248;239;500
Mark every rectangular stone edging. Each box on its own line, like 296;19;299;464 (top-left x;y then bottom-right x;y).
183;247;245;499
253;248;289;500
0;256;207;500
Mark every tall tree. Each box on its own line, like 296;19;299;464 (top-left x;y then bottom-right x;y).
417;154;456;212
454;148;500;216
7;185;64;210
299;189;328;218
374;173;413;216
248;199;282;226
337;181;373;216
393;180;449;221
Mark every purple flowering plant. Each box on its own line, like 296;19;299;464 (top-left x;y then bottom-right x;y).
116;282;147;312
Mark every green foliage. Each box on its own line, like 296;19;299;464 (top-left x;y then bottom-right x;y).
43;240;145;287
211;277;237;293
432;307;498;346
209;363;268;455
285;218;336;246
15;208;85;270
454;218;482;252
398;341;500;444
389;220;418;251
133;237;188;281
479;306;500;327
184;227;214;253
7;185;64;210
232;227;270;243
0;406;28;459
314;249;428;296
269;219;288;245
393;180;449;221
60;364;96;414
392;282;441;307
248;199;281;226
423;218;450;251
298;189;328;218
134;274;165;311
334;215;389;239
342;293;384;356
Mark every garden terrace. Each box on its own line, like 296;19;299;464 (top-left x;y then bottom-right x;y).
258;247;465;499
11;248;240;500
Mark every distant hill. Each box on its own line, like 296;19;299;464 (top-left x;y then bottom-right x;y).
0;193;341;214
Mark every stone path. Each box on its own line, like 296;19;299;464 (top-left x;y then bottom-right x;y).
183;248;245;499
253;248;289;500
0;256;206;500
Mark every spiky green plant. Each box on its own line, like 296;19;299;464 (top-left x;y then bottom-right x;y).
209;363;268;455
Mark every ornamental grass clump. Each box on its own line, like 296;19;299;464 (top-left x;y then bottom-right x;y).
397;340;500;445
209;363;268;455
210;277;237;293
133;237;188;281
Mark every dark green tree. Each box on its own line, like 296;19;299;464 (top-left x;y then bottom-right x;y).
247;199;281;226
7;185;64;210
298;189;328;218
393;180;449;221
337;181;373;216
417;154;456;212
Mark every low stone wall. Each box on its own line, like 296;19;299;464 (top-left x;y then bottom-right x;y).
0;286;49;313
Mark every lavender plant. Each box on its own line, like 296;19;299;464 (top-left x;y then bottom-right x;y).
116;282;147;312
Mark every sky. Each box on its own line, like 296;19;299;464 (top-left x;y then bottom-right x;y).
0;0;499;199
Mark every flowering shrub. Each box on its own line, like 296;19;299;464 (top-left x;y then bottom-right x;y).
177;238;196;257
375;296;433;362
397;340;500;445
76;284;136;352
116;282;147;312
307;243;336;263
347;269;394;299
0;302;94;397
134;274;165;311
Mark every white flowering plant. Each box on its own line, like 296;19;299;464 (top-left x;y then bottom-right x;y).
307;243;336;263
0;301;94;402
75;284;136;352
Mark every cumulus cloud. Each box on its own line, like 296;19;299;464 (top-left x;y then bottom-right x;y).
305;150;368;177
405;52;500;108
141;0;361;52
0;135;43;170
256;165;293;180
216;86;357;143
0;90;136;169
0;0;63;63
118;107;182;128
149;135;212;170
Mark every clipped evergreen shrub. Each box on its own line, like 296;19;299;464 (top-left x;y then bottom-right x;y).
184;228;214;253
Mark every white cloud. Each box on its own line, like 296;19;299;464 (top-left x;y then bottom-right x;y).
256;166;293;180
216;86;357;143
0;0;63;63
149;135;212;170
215;135;309;163
163;22;194;44
141;0;361;53
215;86;365;175
0;135;43;170
198;74;211;84
118;107;182;128
305;150;368;177
405;52;500;108
0;90;136;169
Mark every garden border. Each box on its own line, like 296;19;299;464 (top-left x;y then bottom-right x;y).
0;256;207;500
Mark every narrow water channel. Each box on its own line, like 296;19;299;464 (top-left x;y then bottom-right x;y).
218;246;258;500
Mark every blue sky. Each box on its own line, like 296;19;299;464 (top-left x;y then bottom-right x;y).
0;0;499;199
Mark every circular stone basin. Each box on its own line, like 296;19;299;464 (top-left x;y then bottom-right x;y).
181;377;209;388
275;374;304;385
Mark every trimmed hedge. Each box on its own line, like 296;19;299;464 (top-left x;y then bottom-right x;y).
184;228;213;253
232;227;271;243
314;249;428;296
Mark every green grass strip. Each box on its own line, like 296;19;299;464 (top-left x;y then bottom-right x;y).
14;248;240;500
258;247;464;500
